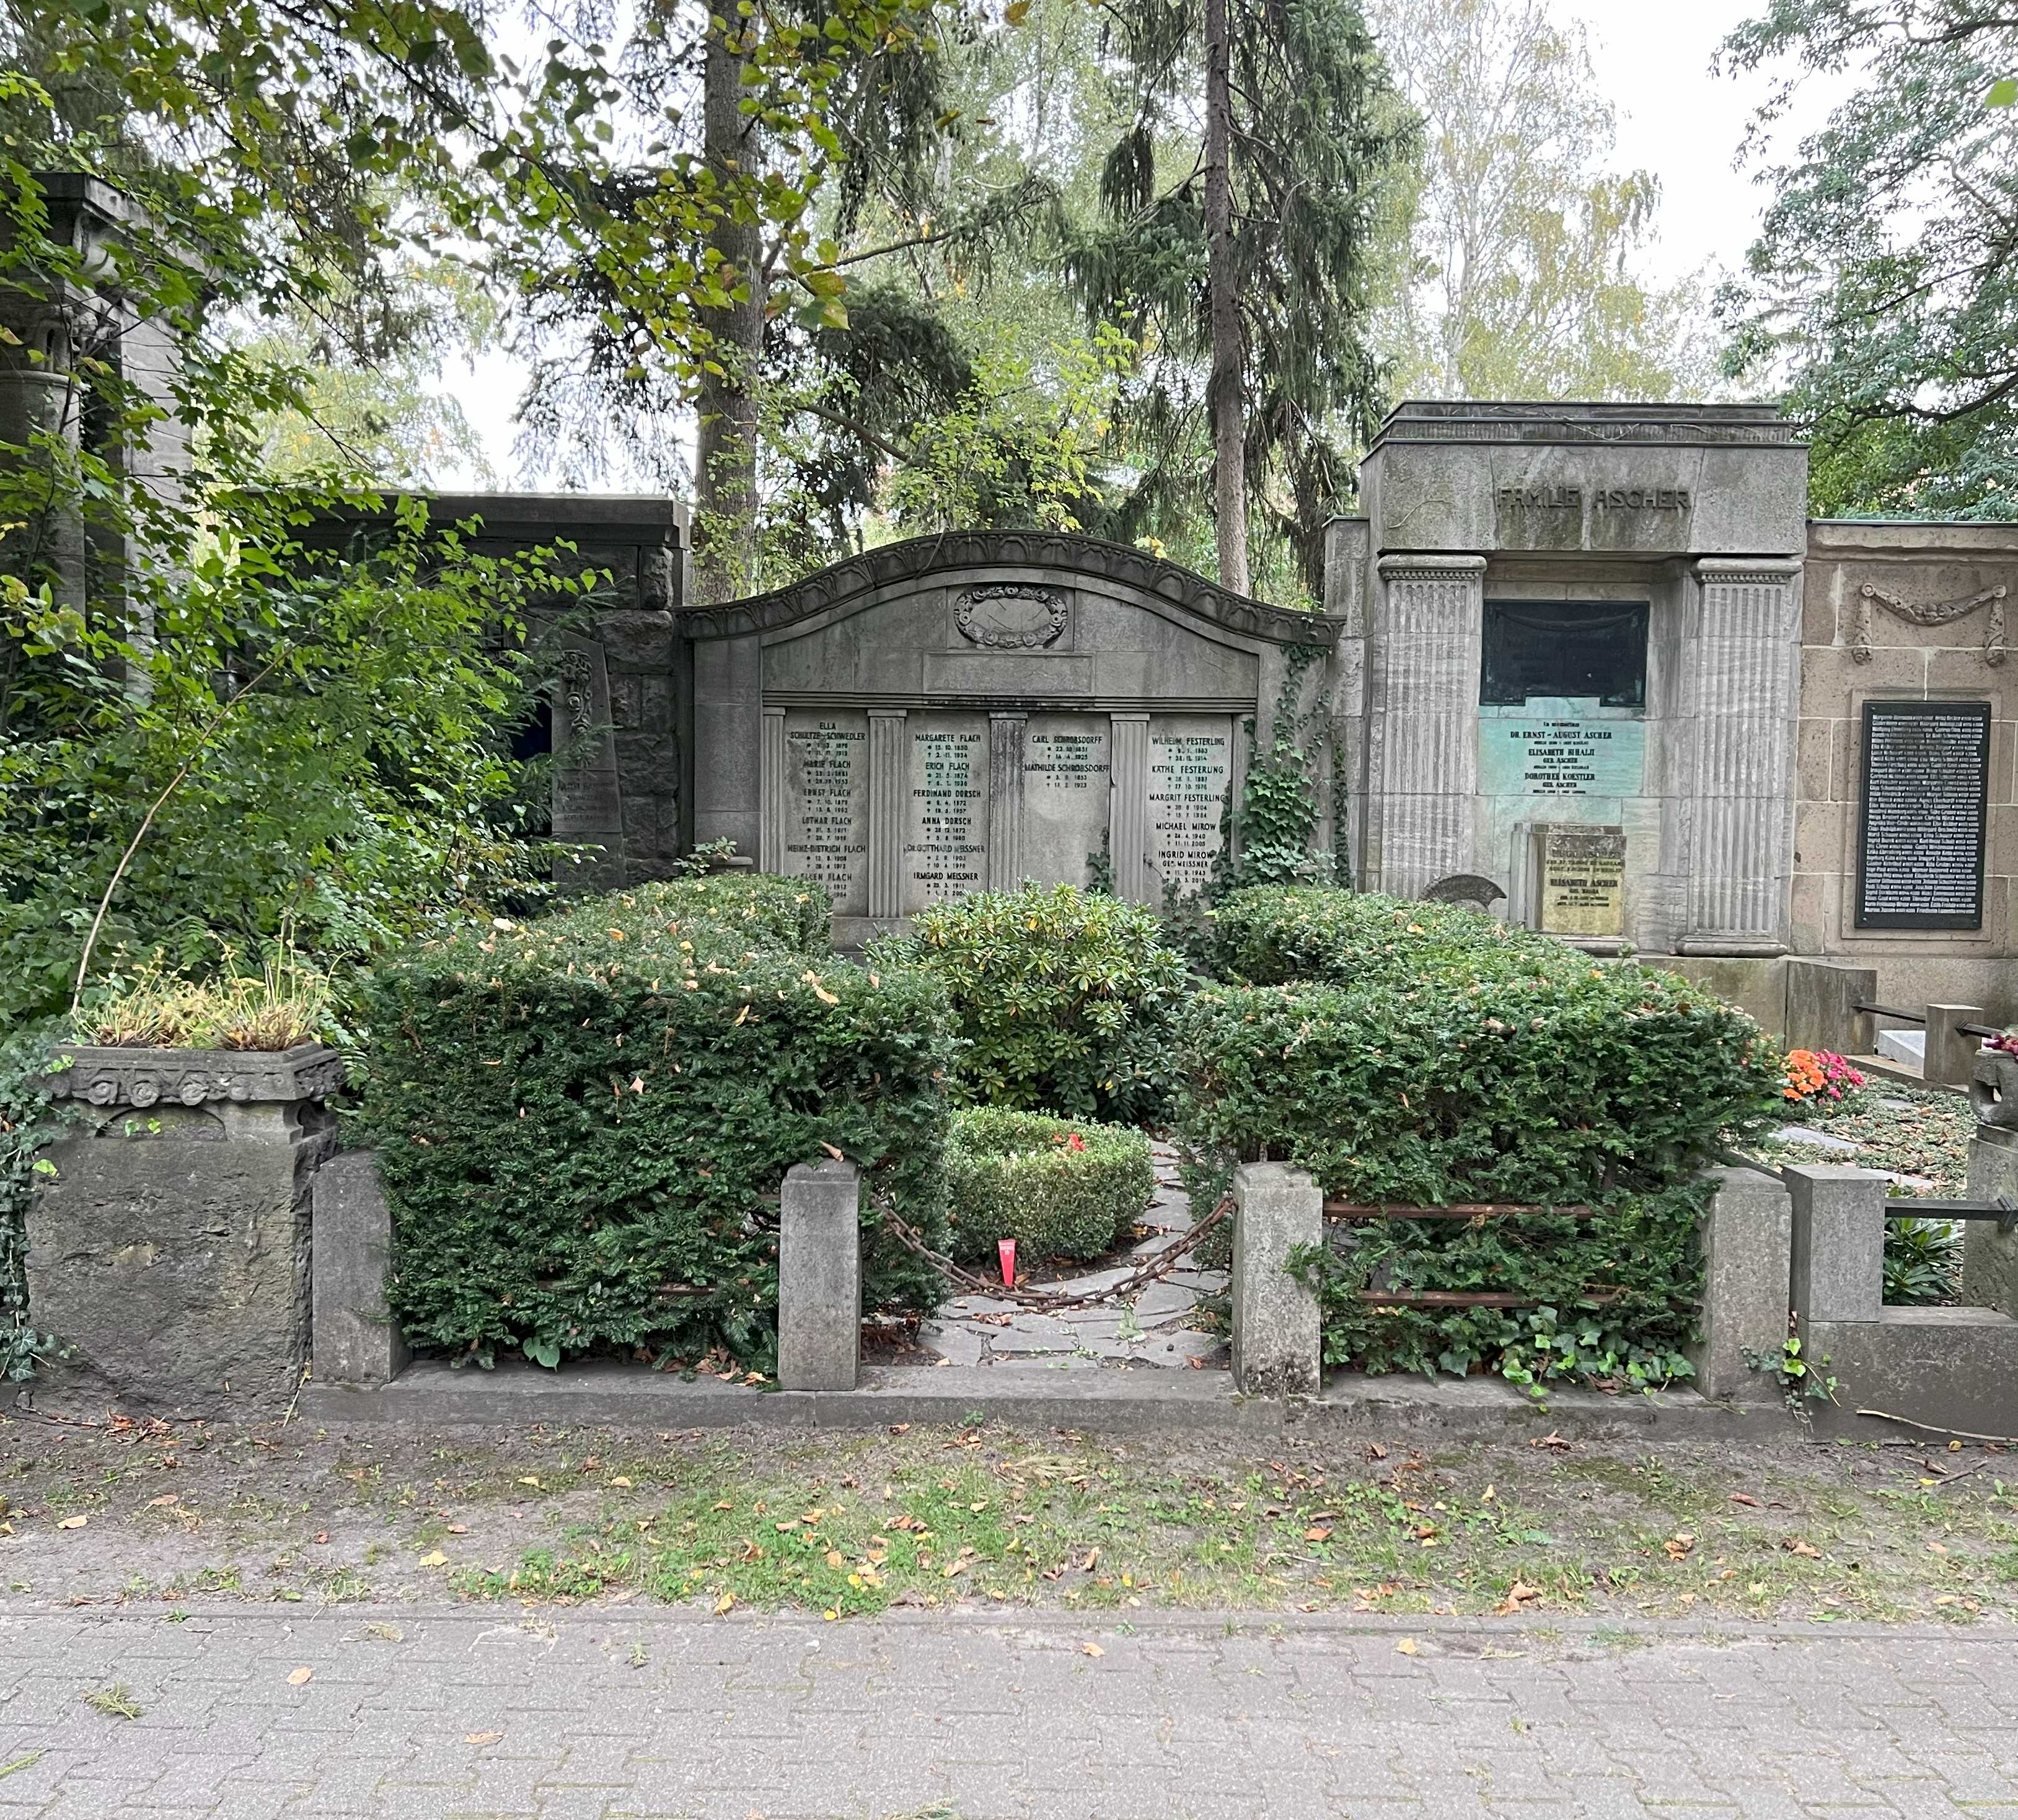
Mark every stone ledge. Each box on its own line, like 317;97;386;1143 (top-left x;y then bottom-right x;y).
301;1357;1790;1441
45;1043;344;1109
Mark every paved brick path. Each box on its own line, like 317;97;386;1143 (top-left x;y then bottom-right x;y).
1;1607;2014;1819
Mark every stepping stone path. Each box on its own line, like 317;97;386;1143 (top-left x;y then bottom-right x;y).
916;1143;1230;1371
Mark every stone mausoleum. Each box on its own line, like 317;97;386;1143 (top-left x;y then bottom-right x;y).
459;399;2016;1023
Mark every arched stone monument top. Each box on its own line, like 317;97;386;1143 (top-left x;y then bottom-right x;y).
677;529;1336;650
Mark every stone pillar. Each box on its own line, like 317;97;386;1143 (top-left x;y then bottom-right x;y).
759;706;786;874
1689;1166;1792;1401
1925;1005;1988;1089
1784;960;1876;1055
988;712;1026;890
311;1151;409;1389
1367;555;1484;898
867;709;907;919
1963;1128;2018;1319
1785;1163;1887;1324
777;1159;861;1392
27;1045;344;1417
1677;561;1800;953
1230;1162;1323;1397
1110;713;1151;903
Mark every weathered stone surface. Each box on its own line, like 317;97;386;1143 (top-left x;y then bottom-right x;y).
777;1160;861;1392
46;1043;343;1110
1785;1163;1888;1324
1230;1163;1322;1397
1963;1129;2018;1319
311;1151;408;1389
26;1087;335;1417
1806;1306;2018;1441
1783;960;1876;1055
1688;1166;1792;1403
1924;1003;1988;1088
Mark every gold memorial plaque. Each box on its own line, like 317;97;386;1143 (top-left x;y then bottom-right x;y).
1538;826;1626;937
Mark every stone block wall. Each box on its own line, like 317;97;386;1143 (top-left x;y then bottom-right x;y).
1797;521;2018;1020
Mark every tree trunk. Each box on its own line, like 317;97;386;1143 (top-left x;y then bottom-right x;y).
693;14;765;607
1203;0;1248;596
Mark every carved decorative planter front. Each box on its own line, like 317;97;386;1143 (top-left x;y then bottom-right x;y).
25;1044;341;1416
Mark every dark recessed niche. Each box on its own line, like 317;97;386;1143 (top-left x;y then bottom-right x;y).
1481;601;1649;709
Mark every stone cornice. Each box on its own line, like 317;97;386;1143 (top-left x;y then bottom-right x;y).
46;1044;345;1109
1376;553;1489;580
1693;558;1802;586
676;530;1336;648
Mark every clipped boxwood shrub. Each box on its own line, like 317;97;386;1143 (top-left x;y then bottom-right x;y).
356;874;956;1369
872;882;1189;1120
945;1107;1156;1264
1202;885;1569;989
1173;964;1781;1205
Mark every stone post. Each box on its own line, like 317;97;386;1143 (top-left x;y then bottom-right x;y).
1963;1127;2018;1320
27;1044;343;1416
778;1159;861;1392
988;712;1026;890
1230;1162;1323;1397
759;705;786;873
1924;1005;1988;1090
1690;1166;1793;1402
1782;960;1876;1056
311;1151;410;1388
866;709;907;919
1784;1163;1888;1325
1366;555;1484;899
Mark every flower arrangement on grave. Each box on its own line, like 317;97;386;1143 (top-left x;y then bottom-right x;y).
1782;1047;1866;1106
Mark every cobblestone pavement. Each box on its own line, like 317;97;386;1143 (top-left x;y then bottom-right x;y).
2;1607;2015;1819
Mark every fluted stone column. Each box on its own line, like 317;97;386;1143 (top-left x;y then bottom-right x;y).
1678;560;1800;952
1368;555;1484;897
988;712;1025;890
866;708;908;918
1109;713;1150;903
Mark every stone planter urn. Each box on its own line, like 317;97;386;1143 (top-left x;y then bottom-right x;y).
24;1044;343;1416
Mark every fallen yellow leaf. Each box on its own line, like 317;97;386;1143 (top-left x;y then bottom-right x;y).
608;1477;632;1489
417;1550;449;1568
286;1668;313;1687
824;1549;845;1570
56;1516;87;1531
713;1591;735;1616
1396;1638;1419;1655
1081;1642;1104;1657
465;1731;503;1745
518;1477;542;1489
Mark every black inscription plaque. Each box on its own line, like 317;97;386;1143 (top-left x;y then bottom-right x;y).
1856;700;1991;930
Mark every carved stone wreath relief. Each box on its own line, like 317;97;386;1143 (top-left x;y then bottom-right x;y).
953;583;1068;649
1852;581;2008;666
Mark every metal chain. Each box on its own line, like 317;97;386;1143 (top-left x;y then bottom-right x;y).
875;1194;1233;1313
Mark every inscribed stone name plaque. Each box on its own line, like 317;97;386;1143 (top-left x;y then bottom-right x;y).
1856;700;1991;930
1021;713;1111;889
904;713;989;912
780;711;868;915
1537;825;1626;937
1147;714;1235;899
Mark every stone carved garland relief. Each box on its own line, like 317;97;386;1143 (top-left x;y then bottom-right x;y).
953;583;1068;649
1851;581;2008;666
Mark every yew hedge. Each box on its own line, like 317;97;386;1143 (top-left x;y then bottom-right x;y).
357;874;954;1369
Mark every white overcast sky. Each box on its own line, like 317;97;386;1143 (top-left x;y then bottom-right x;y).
438;0;1854;489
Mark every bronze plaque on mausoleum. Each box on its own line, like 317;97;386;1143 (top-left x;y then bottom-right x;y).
1856;700;1990;930
1538;825;1627;937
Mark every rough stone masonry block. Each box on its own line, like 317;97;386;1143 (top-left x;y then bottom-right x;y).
1963;1129;2018;1321
1688;1166;1792;1402
1231;1163;1323;1397
311;1151;410;1388
778;1160;861;1392
27;1045;341;1417
1786;1163;1888;1325
1925;1005;1988;1090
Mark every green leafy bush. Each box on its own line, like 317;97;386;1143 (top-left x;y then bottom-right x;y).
1883;1215;1961;1306
1202;885;1568;990
1287;1182;1711;1391
945;1107;1157;1264
1175;890;1782;1391
872;882;1189;1120
356;874;955;1370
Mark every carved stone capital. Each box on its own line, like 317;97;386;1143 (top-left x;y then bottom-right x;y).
45;1044;346;1109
